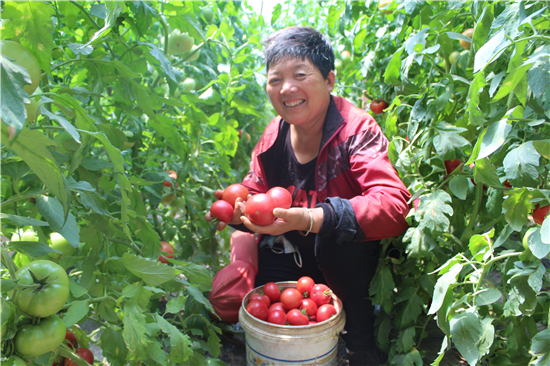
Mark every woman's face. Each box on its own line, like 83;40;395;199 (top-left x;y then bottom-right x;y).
266;57;335;128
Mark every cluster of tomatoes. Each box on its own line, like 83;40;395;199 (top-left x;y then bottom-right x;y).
245;277;338;326
210;184;293;226
55;330;94;366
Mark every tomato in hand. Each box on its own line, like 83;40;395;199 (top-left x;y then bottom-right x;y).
287;309;309;326
267;187;292;209
267;310;287;325
210;200;234;223
15;315;66;358
269;302;288;313
370;100;387;114
64;347;94;365
222;184;249;207
280;288;303;310
316;304;338;323
245;194;277;226
246;300;269;321
310;284;332;306
444;159;462;174
533;204;550;225
300;298;318;317
15;260;70;318
158;241;174;264
263;282;281;303
250;293;271;308
296;276;315;297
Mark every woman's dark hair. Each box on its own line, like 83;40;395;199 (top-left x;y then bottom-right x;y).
263;26;335;79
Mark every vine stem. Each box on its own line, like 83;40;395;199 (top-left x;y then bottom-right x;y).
460;182;483;244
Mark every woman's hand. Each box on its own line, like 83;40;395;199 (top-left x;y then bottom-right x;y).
240;207;323;236
204;189;247;231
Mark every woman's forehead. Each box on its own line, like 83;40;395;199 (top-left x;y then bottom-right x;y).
267;56;314;73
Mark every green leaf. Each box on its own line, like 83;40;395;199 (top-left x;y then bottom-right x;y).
474;30;511;73
476;288;502;306
141;42;176;82
149;116;188;162
449;176;469;200
404;28;429;55
527;264;546;293
397;327;416;353
63;300;89;328
0;57;30;135
41;108;80;143
469;233;490;261
403;227;436;258
533;140;550;160
100;329;129;365
492;63;533;102
467;72;487;126
384;47;404;86
395;294;423;329
527;228;550;259
7;241;57;258
79;191;110;216
0;213;48;227
186;285;215;314
478;317;495;358
2;1;55;73
433;128;470;161
165;296;187;314
122;304;150;361
270;4;282;25
428;263;462;315
155;313;193;363
478;120;512;160
474;158;502;188
36;196;80;247
1;279;18;292
230;98;263;118
531;329;550;356
375;312;391;352
502;188;533;231
528;58;550;99
503;141;540;187
178;262;213;292
85;1;125;47
369;265;395;314
122;253;181;287
207;329;222;359
503;285;524;317
415;190;454;234
450;310;482;366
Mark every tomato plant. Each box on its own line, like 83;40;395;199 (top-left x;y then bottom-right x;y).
296;276;315;297
286;309;309;326
370;100;387;114
316;304;337;323
15;260;69;318
267;310;287;325
221;184;250;207
246;300;269;321
64;329;79;350
310;284;332;307
263;282;281;303
245;194;277;226
267;187;292;209
280;288;303;310
533;204;549;225
210;200;234;223
158;241;174;264
14;314;66;358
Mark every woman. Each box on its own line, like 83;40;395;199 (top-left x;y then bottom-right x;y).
208;26;411;365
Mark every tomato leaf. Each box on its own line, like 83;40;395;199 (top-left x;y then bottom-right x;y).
165;296;187;315
63;300;89;328
122;253;180;287
502;188;533;231
7;241;58;258
526;228;550;259
428;263;462;315
155;314;193;363
396;327;416;354
369;266;395;314
0;213;48;227
503;142;540;187
415;190;454;234
478;119;512;160
474;30;511;73
531;328;550;356
186;285;215;314
476;288;502;307
450;309;483;366
403;227;436;258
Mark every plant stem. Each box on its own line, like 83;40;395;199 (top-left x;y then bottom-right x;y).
460;182;483;244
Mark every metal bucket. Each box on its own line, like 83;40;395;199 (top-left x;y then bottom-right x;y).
239;281;345;366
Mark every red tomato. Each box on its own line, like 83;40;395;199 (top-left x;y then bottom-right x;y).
263;282;281;303
316;304;338;323
299;298;318;317
65;329;78;349
370;100;387;114
222;184;250;207
533;204;550;226
308;320;317;325
64;347;94;365
444;159;462;174
245;194;277;226
210;200;234;223
504;180;512;188
267;187;292;209
267;310;287;325
246;300;269;321
163;170;178;187
287;309;309;326
280;288;303;310
269;302;288;313
250;293;271;308
158;241;174;264
310;284;332;306
296;276;315;297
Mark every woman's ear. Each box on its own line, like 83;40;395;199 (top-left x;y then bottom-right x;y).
326;70;336;93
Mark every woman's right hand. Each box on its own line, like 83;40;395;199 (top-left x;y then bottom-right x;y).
205;189;247;231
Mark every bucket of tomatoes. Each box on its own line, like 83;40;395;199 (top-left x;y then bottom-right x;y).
238;277;345;366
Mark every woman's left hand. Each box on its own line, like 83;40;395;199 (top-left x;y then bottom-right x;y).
240;207;322;236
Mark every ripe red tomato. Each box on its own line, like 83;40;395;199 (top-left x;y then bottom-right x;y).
533;204;550;226
296;276;315;297
310;284;332;306
299;298;318;317
269;302;288;313
263;282;281;303
444;159;462;174
246;300;269;321
308;320;317;325
222;184;250;207
65;329;78;349
158;241;174;264
267;187;292;209
64;347;94;365
210;200;234;223
280;288;303;310
250;293;271;308
245;194;277;226
316;304;338;323
504;180;512;188
370;100;387;114
287;309;309;326
267;309;287;325
163;170;178;187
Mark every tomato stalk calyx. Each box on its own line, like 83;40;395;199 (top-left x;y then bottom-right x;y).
26;269;60;293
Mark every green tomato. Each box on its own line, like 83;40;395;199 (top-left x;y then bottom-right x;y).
49;232;76;259
13;253;32;268
0;40;41;95
15;260;70;318
15;314;66;358
181;78;196;91
6;356;27;366
11;229;39;242
168;32;194;55
334;60;343;72
1;298;15;339
183;45;200;62
449;51;460;65
202;7;214;22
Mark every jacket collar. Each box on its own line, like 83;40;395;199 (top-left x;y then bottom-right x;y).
319;96;345;152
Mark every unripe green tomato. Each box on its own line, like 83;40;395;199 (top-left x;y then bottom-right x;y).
123;130;135;149
184;45;200;62
202;7;214;22
14;252;32;268
1;299;15;339
15;314;66;358
49;232;76;259
11;229;39;242
168;33;194;55
334;60;343;72
0;40;41;95
449;51;460;65
182;78;196;91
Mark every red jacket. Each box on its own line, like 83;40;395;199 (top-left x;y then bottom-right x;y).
242;96;410;242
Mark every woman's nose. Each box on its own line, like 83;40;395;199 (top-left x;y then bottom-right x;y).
280;80;297;94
